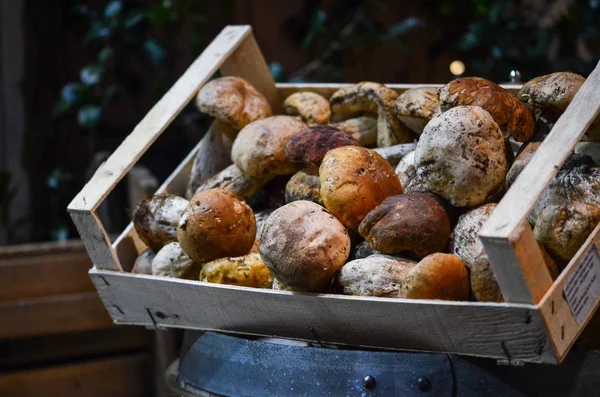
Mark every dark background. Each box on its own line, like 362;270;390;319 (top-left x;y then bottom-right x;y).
2;0;600;246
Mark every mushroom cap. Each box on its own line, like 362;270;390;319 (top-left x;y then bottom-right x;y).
199;253;273;288
505;141;541;190
195;76;272;130
329;82;414;146
194;164;270;203
393;87;441;134
519;72;585;113
131;249;156;275
439;77;535;142
231;115;307;178
152;242;201;279
395;150;416;188
534;201;600;265
284;125;359;166
259;201;351;291
285;165;323;205
320;146;403;231
414;106;508;208
449;203;497;270
177;189;256;263
284;91;331;126
358;193;451;259
331;115;377;146
132;194;189;252
336;255;417;297
397;253;469;300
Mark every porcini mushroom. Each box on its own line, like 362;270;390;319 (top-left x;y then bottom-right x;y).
152;242;201;279
414;106;508;208
330;82;414;147
336;255;417;297
131;249;155;275
358;193;451;259
193;164;270;203
284;91;330;126
260;201;351;291
396;150;416;187
285;165;323;205
393;87;440;135
285;125;358;166
199;253;273;288
178;189;256;263
439;77;535;142
449;203;497;269
331;115;377;146
320;146;403;231
231;115;307;178
132;194;189;252
187;77;273;197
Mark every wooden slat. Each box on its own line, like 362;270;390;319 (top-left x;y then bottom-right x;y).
0;353;149;397
90;269;555;364
0;239;85;259
0;292;113;339
0;250;93;301
539;223;600;361
480;60;600;303
70;211;122;272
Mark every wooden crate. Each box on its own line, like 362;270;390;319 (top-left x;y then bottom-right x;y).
67;25;600;365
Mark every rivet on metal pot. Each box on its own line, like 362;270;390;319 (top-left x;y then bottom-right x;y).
362;375;376;390
416;376;432;392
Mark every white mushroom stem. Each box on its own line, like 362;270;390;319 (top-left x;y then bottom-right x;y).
194;164;272;202
373;143;417;167
331;116;377;146
186;120;237;198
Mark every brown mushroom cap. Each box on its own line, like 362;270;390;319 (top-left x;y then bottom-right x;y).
284;92;331;126
320;146;403;231
358;193;451;259
534;201;600;266
133;194;189;252
199;253;273;288
449;203;497;270
519;72;585;113
231;115;307;178
414;106;508;208
194;164;271;203
329;82;414;146
336;255;417;297
331;115;377;146
397;253;469;301
259;201;351;291
195;76;272;130
177;189;256;263
152;242;201;280
285;165;323;205
393;87;440;135
439;77;535;142
284;125;358;166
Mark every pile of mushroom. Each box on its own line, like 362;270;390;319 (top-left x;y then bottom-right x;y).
127;71;600;303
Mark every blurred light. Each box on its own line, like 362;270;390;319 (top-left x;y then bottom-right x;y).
450;60;465;76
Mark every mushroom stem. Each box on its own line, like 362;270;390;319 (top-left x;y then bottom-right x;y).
373;143;417;167
194;164;272;202
331;116;377;146
186;120;236;198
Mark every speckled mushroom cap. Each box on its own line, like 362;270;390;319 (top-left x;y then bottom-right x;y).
284;91;331;126
449;203;497;270
329;82;414;146
199;253;273;288
519;72;586;113
259;201;351;291
231;115;307;178
284;125;358;166
195;76;272;130
414;106;508;208
439;77;535;142
393;87;440;135
152;242;200;280
320;146;403;231
132;194;189;252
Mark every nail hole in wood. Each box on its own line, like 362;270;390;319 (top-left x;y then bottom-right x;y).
561;325;565;340
525;312;532;324
156;311;166;319
551;300;555;315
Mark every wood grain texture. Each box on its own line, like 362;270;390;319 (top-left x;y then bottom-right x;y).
0;353;149;397
481;61;600;240
0;292;113;339
70;211;122;271
539;223;600;361
90;269;555;363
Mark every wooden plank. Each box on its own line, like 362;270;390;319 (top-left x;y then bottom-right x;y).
0;239;85;259
70;211;122;272
480;61;600;302
0;250;93;301
0;327;150;370
0;292;113;339
483;221;553;304
220;33;282;113
0;353;149;397
68;25;252;213
90;269;555;363
538;223;600;361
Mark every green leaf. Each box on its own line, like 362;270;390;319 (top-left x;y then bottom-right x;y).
104;1;123;19
386;17;423;38
80;64;105;85
269;62;285;82
148;3;171;27
124;11;146;29
144;39;166;64
301;9;327;49
51;100;71;118
84;21;111;44
98;47;114;63
61;82;82;104
102;85;119;107
77;105;102;128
